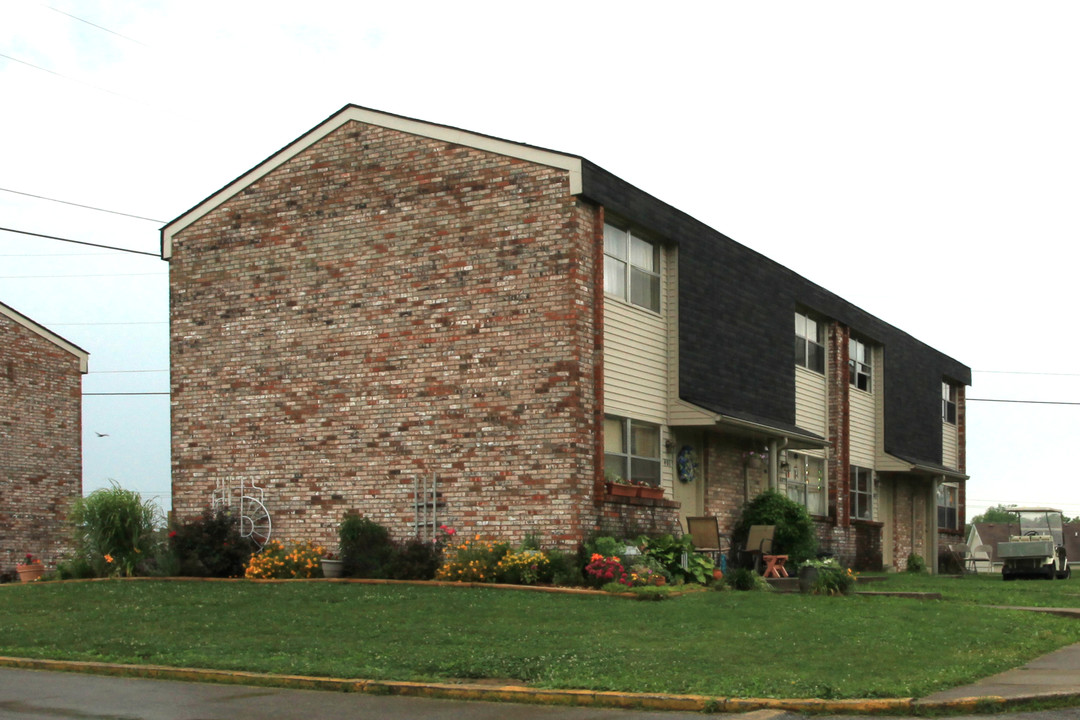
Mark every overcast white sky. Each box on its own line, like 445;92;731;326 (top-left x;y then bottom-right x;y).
2;1;1078;520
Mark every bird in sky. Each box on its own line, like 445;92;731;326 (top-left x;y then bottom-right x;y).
94;432;109;437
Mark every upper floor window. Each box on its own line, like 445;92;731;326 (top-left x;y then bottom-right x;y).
850;465;875;521
937;482;959;530
795;311;825;373
604;224;660;312
603;415;661;487
849;338;871;392
942;382;957;424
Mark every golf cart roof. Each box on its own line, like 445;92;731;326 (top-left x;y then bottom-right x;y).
1009;507;1064;514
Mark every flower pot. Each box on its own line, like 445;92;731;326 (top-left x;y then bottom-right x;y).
798;566;818;594
637;486;664;500
652;575;667;586
712;568;724;582
608;483;637;497
16;563;44;583
320;559;344;579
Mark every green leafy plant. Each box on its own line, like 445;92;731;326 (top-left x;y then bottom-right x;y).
732;490;818;565
638;534;714;584
390;538;442;580
338;514;396;579
906;553;926;573
545;548;583;586
68;482;161;577
725;567;773;592
585;535;626;559
804;557;857;595
167;507;256;578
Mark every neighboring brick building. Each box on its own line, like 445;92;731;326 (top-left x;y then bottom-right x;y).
0;300;88;576
162;105;969;568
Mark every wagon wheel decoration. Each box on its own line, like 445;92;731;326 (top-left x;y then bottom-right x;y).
239;495;272;549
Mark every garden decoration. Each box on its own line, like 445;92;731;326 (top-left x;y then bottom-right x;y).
676;445;697;484
213;477;272;549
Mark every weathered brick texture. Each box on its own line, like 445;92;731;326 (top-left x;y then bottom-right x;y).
0;314;83;575
169;122;601;549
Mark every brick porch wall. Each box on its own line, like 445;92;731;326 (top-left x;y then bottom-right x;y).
169;121;600;550
0;317;82;574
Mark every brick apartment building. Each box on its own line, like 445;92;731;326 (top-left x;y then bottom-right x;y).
0;300;88;575
162;105;969;570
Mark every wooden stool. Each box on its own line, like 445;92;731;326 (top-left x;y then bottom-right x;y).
762;554;789;578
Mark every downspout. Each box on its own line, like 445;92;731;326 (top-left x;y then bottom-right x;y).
930;475;941;575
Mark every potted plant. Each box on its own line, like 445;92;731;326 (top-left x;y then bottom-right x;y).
604;473;637;497
637;483;664;500
16;554;45;583
320;551;344;579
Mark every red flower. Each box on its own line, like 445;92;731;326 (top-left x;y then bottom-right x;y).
168;531;177;538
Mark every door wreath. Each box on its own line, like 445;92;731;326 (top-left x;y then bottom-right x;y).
677;445;698;484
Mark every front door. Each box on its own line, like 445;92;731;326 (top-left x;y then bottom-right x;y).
671;432;704;528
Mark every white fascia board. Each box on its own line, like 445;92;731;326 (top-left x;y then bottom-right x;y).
161;105;584;259
0;302;89;373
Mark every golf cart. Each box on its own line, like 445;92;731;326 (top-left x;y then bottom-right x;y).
998;507;1071;581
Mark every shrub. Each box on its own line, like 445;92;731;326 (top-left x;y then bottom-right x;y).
168;508;256;577
496;549;551;585
390;538;442;580
546;549;584;586
726;567;773;592
436;535;509;582
244;539;324;579
69;482;161;577
732;490;818;565
339;514;396;579
906;553;927;573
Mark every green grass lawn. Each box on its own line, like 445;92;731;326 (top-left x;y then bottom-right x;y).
867;571;1080;607
1;575;1079;699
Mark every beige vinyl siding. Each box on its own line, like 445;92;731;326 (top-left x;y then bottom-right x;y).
850;389;875;467
604;299;667;424
795;366;826;437
942;421;958;469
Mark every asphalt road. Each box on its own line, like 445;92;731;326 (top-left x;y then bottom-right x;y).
3;668;1080;720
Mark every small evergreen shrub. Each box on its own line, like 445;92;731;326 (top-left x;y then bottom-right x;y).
546;549;584;586
339;514;396;578
168;508;256;577
906;553;927;573
390;538;442;580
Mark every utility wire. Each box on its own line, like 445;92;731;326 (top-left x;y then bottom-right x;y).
1;272;165;279
0;187;164;222
42;3;149;47
968;398;1080;406
974;369;1080;378
0;51;139;103
48;321;166;326
0;226;159;257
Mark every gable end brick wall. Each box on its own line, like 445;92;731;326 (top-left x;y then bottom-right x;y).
0;317;82;573
169;121;600;549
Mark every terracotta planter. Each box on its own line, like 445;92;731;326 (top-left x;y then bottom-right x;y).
637;486;664;500
712;568;724;582
16;563;44;583
607;483;637;497
320;559;344;579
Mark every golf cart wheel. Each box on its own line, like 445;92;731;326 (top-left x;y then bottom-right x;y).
1059;566;1072;580
1003;570;1015;581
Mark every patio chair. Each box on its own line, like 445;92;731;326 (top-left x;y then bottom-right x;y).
685;516;728;566
947;543;970;574
967;544;993;573
737;525;776;574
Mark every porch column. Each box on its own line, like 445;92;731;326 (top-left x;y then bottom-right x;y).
929;476;940;575
768;438;779;491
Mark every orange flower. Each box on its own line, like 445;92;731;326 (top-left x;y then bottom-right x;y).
104;554;114;563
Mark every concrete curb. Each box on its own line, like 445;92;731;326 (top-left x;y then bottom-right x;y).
6;655;1076;715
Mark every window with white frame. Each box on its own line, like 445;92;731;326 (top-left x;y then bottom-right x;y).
603;223;660;312
850;466;875;521
849;338;871;392
942;382;957;424
937;482;959;530
782;452;827;516
795;311;825;373
603;415;661;486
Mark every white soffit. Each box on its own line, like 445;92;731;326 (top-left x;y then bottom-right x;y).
0;302;89;373
161;106;584;259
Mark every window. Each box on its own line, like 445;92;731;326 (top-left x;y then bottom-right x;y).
782;452;827;516
604;224;660;312
795;311;825;373
849;338;871;392
603;415;661;486
937;482;959;530
942;382;957;424
850;466;874;521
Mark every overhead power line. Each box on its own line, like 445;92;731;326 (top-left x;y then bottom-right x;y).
43;3;149;46
968;398;1080;406
974;369;1080;378
0;51;140;103
0;186;164;222
0;226;159;257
